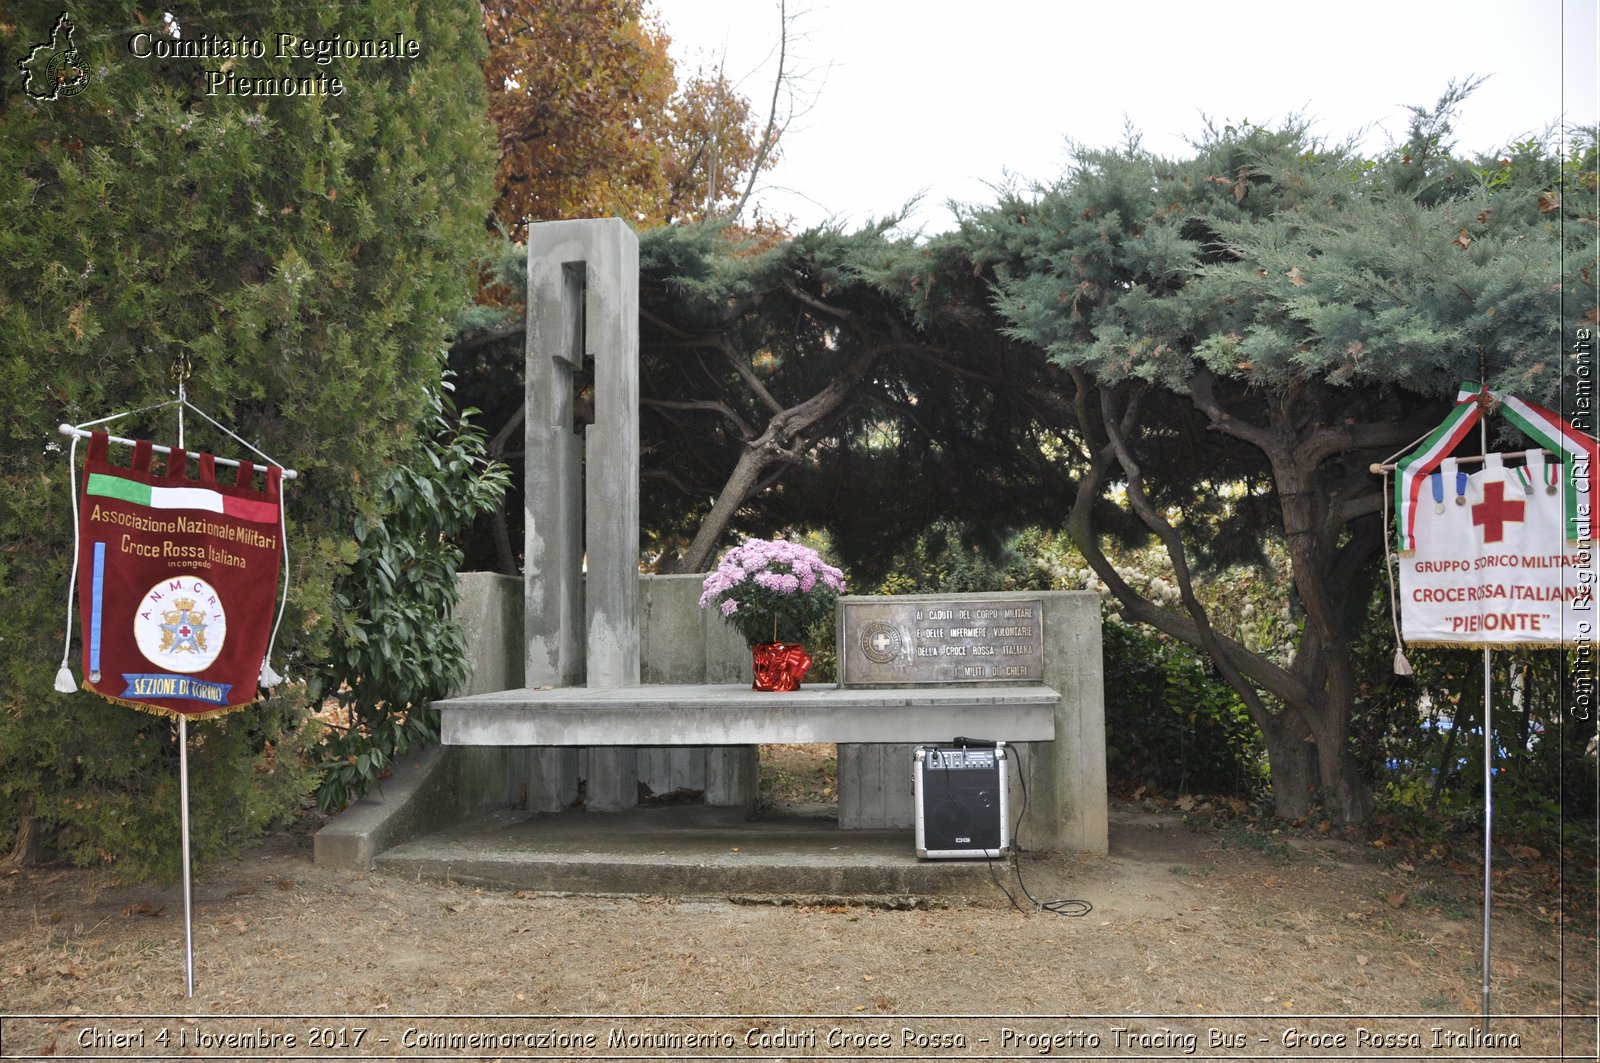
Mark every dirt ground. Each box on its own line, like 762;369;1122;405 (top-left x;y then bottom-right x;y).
1;746;1595;1060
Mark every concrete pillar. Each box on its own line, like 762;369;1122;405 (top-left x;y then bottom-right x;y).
838;743;915;828
579;221;641;691
638;574;759;807
453;572;523;696
1018;592;1108;853
524;219;640;690
580;747;639;811
524;248;584;687
525;748;581;811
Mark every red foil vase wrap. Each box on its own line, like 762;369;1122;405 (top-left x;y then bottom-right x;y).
750;642;812;692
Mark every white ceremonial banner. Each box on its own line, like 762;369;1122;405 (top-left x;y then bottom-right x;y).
1399;453;1597;647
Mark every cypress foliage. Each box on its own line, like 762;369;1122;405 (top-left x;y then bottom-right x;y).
0;1;496;878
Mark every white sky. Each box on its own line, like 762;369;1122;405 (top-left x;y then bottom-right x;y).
649;0;1600;235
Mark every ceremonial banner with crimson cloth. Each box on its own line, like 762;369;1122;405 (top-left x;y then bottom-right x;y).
75;432;283;717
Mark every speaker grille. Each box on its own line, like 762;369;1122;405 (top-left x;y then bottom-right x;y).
914;745;1009;858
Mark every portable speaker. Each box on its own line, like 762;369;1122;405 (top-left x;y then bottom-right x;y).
913;743;1010;859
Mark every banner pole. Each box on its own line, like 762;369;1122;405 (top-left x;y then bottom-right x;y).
176;391;195;999
1477;397;1492;1030
1481;648;1493;1029
179;717;194;998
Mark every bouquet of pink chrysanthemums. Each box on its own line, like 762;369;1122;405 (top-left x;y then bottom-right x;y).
698;538;847;645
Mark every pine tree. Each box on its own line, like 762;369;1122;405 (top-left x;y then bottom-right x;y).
965;98;1597;823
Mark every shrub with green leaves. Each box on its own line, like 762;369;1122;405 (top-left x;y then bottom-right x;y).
0;0;495;877
1101;619;1267;799
308;382;508;812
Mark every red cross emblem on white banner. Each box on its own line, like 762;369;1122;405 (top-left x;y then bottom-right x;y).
1470;481;1526;544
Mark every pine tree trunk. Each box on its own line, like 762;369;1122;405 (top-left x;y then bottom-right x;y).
1307;656;1376;825
1259;689;1374;824
1265;405;1376;826
2;816;41;869
1259;710;1318;819
1316;724;1376;825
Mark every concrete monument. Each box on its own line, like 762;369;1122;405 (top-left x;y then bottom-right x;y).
318;217;1109;875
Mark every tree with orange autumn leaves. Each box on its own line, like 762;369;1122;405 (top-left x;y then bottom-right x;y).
481;0;779;236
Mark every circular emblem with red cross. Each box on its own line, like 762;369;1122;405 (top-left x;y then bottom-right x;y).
134;576;228;673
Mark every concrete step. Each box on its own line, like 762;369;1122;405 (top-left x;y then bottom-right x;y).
373;804;1005;904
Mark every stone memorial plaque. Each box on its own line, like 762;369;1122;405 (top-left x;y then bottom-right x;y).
838;597;1045;686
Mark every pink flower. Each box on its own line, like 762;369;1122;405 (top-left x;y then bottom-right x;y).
699;536;846;642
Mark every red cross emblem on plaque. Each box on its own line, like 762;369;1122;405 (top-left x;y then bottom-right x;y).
1471;481;1526;544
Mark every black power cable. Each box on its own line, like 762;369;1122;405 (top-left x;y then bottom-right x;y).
994;742;1093;918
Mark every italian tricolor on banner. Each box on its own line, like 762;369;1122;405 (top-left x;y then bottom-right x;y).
84;471;281;524
1394;384;1599;553
74;432;284;717
1393;384;1599;648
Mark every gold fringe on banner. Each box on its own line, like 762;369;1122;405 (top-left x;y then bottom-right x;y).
80;681;254;722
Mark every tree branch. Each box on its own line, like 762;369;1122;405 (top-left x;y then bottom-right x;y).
783;281;852;321
487;405;525;459
643;397;754;440
901;343;1004;383
1188;368;1275;449
1098;384;1280;722
1302;411;1440;469
641;306;729;343
673;339;886;572
451;320;525;355
1066;369;1311;709
732;0;787;222
1333;488;1385;526
716;334;786;418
